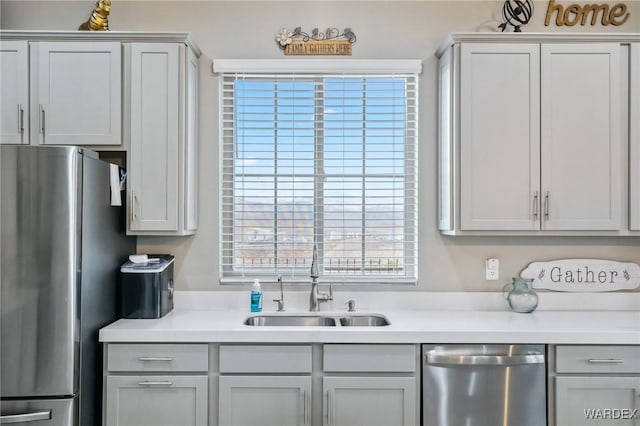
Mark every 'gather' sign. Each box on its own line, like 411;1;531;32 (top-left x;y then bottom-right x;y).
520;259;640;292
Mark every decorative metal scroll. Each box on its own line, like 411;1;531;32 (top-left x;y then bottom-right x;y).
276;27;356;56
498;0;534;32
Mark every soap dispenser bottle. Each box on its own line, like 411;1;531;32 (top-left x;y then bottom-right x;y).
250;279;262;312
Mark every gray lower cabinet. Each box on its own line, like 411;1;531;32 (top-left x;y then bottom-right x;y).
218;376;312;426
322;376;416;426
552;345;640;426
631;43;640;230
105;375;208;426
555;376;640;425
323;344;418;426
103;343;209;426
218;345;313;426
217;344;419;426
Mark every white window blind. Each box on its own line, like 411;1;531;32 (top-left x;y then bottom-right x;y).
219;67;418;284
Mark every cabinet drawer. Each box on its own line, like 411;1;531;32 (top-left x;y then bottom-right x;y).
107;343;208;372
324;344;416;373
219;345;312;373
556;345;640;373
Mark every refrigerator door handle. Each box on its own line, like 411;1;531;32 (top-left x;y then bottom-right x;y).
1;410;52;423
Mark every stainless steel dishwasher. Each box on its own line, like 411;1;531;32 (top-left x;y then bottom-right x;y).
422;344;546;426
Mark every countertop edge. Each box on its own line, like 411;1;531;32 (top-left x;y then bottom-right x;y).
99;309;640;345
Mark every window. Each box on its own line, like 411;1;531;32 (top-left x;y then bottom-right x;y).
217;60;419;284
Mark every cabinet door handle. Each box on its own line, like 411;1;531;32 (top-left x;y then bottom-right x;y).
326;390;333;426
137;381;173;386
300;390;307;425
544;191;550;219
138;357;173;362
587;358;625;364
131;191;137;222
39;105;45;134
533;191;539;219
18;104;24;136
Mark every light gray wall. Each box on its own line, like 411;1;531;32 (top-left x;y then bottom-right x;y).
3;1;640;292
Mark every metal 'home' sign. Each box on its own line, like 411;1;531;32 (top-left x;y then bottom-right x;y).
520;259;640;292
544;0;630;26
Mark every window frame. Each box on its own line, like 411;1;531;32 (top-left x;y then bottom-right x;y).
214;59;421;286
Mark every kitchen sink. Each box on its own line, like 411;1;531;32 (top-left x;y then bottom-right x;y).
339;314;390;327
243;314;390;327
243;315;337;327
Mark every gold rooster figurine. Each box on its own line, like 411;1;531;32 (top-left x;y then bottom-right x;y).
79;0;111;31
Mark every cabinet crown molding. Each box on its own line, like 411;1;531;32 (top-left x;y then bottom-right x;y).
437;32;640;58
0;30;202;57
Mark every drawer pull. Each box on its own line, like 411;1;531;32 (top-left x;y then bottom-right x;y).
138;357;173;362
587;358;625;364
138;381;173;386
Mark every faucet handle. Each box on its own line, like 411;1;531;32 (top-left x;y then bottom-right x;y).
325;283;333;300
346;299;356;312
273;275;284;311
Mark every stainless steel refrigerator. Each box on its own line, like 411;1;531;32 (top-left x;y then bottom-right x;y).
1;146;136;425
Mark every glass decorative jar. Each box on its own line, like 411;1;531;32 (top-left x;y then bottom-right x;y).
503;277;538;313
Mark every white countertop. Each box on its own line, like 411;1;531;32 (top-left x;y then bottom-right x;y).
99;292;640;345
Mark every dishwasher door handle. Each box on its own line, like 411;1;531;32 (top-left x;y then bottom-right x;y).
425;352;545;366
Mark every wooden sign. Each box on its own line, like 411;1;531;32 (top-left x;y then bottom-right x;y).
545;0;630;26
520;259;640;292
284;40;352;56
276;27;356;56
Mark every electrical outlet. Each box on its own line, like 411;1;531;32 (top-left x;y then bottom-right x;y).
485;258;499;281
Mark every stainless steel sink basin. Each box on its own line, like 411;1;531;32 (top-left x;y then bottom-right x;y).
243;313;390;327
243;315;337;327
339;315;390;327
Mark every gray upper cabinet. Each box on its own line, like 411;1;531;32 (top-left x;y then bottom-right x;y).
458;43;541;231
125;40;199;235
0;38;122;148
438;33;632;235
0;30;201;236
33;42;122;147
631;43;640;231
540;43;622;231
0;40;29;145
